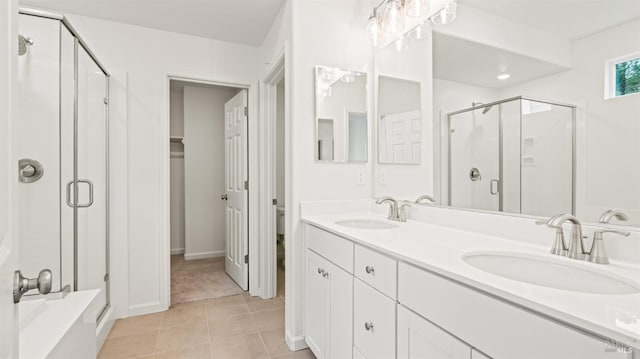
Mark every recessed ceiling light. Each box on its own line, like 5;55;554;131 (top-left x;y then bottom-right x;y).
497;73;511;80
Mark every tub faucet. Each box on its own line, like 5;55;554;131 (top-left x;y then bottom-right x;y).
376;196;400;222
539;214;587;260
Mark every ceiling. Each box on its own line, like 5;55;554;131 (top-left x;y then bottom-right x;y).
20;0;285;46
434;0;640;88
460;0;640;40
433;33;567;89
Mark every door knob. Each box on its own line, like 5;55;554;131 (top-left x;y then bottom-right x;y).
221;194;228;201
13;269;52;303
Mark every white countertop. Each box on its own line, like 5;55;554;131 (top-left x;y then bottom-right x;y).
302;213;640;348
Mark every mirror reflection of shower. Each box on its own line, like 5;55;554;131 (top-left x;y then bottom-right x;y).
18;34;34;56
472;102;493;115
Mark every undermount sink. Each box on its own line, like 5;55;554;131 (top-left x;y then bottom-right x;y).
463;252;640;295
335;219;399;230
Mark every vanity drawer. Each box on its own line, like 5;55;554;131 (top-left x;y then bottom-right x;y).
306;224;354;273
354;278;396;359
398;263;632;359
355;245;397;299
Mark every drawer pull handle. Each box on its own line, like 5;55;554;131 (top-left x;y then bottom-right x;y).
317;268;324;275
365;266;375;274
364;322;374;331
322;271;329;278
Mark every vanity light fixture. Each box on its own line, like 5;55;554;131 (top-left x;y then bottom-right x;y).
405;0;430;17
367;0;454;47
497;73;511;80
431;0;457;25
367;9;383;47
382;0;406;34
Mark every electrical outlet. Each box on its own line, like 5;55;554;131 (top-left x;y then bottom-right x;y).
356;168;365;185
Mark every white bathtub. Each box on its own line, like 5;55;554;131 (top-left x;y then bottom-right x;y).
19;290;100;359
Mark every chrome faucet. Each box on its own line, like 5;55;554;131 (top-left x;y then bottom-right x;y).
415;195;436;204
376;196;409;222
538;214;587;260
376;196;398;220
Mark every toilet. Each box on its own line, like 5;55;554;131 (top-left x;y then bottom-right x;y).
276;206;285;267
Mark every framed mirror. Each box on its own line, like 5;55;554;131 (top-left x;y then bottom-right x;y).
373;0;640;227
315;65;368;163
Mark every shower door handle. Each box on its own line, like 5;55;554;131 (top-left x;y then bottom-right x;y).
77;179;94;208
66;179;94;208
490;179;500;195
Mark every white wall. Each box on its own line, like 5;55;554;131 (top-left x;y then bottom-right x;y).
499;19;640;224
374;29;433;200
169;85;185;254
288;0;373;347
63;13;260;315
184;84;238;259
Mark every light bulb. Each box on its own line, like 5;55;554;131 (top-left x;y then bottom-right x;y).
367;10;382;47
405;0;429;17
431;0;457;25
382;0;405;34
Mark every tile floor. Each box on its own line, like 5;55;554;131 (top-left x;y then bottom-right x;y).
171;255;244;305
99;258;307;358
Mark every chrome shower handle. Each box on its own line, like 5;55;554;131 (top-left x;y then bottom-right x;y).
77;179;94;208
490;179;500;195
66;179;94;208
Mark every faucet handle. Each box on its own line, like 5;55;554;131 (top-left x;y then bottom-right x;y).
588;229;630;264
536;219;567;256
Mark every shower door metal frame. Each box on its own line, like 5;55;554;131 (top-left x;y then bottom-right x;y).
447;96;577;216
19;7;111;323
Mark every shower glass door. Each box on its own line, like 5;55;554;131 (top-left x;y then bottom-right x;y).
76;44;108;320
449;106;500;211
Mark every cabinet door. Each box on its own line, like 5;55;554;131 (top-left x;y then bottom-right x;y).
354;279;396;359
306;250;329;358
397;305;470;359
326;258;354;359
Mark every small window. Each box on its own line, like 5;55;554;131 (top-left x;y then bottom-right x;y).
606;52;640;98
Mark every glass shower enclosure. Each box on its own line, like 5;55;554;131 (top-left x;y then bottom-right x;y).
17;8;110;322
447;96;575;218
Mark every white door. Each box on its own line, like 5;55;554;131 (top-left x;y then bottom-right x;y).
380;110;421;164
224;90;249;290
397;305;471;359
1;0;19;356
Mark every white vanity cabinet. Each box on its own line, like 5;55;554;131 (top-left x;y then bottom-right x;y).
304;224;635;359
353;278;396;359
397;305;471;359
305;226;354;359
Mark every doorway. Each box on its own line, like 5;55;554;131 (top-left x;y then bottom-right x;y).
168;79;249;305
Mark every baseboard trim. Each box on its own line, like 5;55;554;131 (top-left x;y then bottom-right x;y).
127;301;166;317
170;248;185;255
285;332;308;351
184;250;225;261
